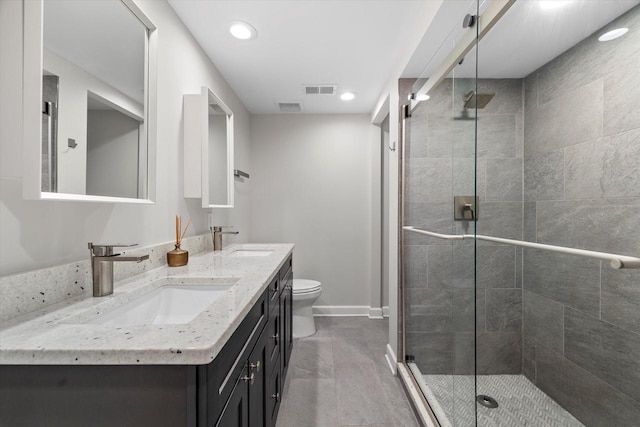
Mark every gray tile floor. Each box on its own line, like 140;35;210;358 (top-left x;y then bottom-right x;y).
276;317;420;427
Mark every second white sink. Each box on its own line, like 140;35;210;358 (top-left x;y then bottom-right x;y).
85;284;233;326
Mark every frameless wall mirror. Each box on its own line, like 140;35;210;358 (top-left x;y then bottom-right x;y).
23;0;157;203
184;87;234;208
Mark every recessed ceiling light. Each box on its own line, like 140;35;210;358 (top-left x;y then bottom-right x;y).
229;21;257;40
598;28;629;42
340;92;356;101
417;94;430;101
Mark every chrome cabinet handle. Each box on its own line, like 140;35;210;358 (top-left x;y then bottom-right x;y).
250;360;261;373
241;372;255;385
271;392;280;401
271;333;279;344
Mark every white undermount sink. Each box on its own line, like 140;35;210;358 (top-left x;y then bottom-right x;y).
85;284;233;326
229;250;273;257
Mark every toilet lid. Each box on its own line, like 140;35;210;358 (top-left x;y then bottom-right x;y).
293;279;321;294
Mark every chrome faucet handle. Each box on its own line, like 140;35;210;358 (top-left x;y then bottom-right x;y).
211;226;234;232
87;242;148;297
88;243;139;256
211;227;239;251
88;243;139;249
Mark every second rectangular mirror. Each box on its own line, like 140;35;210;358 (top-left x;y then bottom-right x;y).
184;87;234;208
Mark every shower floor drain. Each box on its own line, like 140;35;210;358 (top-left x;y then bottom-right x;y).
477;394;499;409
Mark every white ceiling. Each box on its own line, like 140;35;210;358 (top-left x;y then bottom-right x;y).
453;0;640;79
167;0;430;114
42;1;640;116
168;0;639;115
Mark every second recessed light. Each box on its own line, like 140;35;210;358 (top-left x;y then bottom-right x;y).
230;21;257;40
598;28;628;42
340;92;356;101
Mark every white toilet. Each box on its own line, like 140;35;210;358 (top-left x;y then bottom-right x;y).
292;279;322;338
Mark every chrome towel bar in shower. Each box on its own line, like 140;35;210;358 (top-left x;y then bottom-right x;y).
403;226;640;269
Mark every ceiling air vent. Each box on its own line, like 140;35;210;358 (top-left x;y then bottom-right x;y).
303;85;337;95
277;102;303;113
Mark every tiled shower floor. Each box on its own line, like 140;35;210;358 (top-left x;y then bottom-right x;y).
418;373;585;427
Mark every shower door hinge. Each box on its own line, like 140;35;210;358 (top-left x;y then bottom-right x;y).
403;104;411;119
463;14;477;28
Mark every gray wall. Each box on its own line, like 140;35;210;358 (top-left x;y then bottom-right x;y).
403;77;524;375
250;114;378;312
0;0;251;277
522;6;640;427
86;109;140;199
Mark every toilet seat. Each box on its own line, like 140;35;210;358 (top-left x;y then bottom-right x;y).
292;279;321;294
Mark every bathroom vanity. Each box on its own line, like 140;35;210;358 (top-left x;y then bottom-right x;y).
0;244;294;427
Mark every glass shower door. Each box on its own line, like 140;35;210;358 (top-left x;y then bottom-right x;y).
402;15;480;426
402;1;640;426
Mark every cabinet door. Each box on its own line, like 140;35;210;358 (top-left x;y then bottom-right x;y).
216;367;250;427
279;273;293;380
265;357;281;427
248;327;268;427
202;290;268;425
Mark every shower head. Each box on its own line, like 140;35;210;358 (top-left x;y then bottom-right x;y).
463;91;495;109
453;109;476;121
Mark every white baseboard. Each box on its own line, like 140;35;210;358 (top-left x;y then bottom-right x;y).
313;305;370;316
369;307;384;319
313;305;391;318
385;343;398;375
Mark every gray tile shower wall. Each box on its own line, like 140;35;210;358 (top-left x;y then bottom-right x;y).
405;9;639;422
522;5;640;426
403;77;524;375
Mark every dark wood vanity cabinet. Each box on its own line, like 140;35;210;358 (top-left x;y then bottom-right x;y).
214;327;268;427
204;253;294;427
199;286;268;427
0;254;294;427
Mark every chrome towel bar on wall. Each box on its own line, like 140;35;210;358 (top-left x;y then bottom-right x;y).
234;169;250;179
403;226;640;269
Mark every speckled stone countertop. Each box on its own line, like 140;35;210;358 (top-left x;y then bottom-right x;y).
0;244;294;366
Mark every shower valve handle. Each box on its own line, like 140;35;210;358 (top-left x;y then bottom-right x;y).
463;203;475;220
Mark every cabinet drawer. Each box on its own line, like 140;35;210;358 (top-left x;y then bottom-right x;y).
268;275;279;313
280;268;292;296
278;255;292;283
266;304;280;374
199;289;268;427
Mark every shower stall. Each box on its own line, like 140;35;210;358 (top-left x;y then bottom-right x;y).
399;1;640;426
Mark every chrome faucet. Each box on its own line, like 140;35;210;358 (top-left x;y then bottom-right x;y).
210;226;239;251
88;243;149;297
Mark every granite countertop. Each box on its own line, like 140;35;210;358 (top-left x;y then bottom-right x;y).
0;243;294;366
